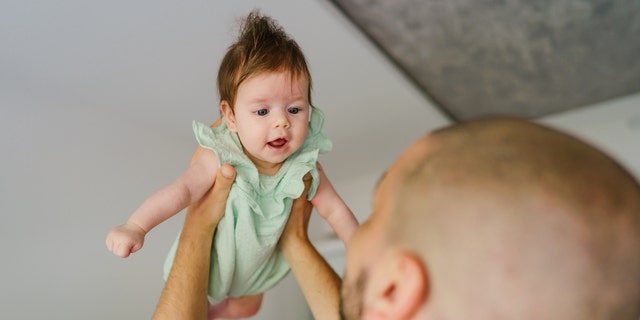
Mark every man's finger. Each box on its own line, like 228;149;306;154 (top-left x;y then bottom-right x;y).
299;172;312;198
192;164;236;212
208;164;235;203
291;173;313;222
278;173;313;249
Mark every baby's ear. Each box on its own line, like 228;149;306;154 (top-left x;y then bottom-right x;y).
220;101;237;132
362;251;429;319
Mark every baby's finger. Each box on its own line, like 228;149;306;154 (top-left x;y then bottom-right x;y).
130;241;143;254
115;243;131;258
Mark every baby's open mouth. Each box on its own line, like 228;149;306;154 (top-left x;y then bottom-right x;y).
268;138;287;148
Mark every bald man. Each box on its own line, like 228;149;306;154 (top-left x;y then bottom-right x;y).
338;117;640;319
155;117;640;319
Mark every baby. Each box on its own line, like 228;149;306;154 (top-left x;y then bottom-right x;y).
106;10;358;319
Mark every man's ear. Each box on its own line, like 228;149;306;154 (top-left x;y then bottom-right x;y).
220;101;237;132
362;251;429;319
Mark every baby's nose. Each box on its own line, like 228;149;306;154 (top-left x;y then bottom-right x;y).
274;115;290;128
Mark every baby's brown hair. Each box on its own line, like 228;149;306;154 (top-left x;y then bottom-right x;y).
218;10;312;110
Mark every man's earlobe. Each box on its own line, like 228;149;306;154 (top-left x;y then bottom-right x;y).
362;251;429;319
220;101;237;132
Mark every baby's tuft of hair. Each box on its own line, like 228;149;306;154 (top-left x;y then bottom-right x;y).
217;10;312;110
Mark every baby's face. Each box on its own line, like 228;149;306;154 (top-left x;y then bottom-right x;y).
226;71;310;175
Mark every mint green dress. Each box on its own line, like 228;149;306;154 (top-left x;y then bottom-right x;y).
163;107;332;300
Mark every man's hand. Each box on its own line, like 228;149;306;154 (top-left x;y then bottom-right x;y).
279;173;342;319
279;173;313;251
153;164;236;320
185;164;236;231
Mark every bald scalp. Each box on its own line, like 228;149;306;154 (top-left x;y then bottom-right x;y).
388;117;640;318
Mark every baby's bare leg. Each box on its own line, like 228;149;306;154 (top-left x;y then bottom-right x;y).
207;294;263;319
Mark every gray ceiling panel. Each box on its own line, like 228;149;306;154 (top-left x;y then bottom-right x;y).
331;0;640;121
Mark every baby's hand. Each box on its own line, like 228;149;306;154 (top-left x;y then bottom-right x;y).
105;222;146;258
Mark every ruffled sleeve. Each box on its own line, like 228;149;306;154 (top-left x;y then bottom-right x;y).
192;120;263;192
302;106;333;155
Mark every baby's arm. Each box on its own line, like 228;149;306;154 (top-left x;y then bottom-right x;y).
310;163;359;243
106;148;219;258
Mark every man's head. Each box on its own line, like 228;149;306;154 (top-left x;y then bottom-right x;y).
342;117;640;319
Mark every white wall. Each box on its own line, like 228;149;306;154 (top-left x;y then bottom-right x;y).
0;1;448;319
540;92;640;179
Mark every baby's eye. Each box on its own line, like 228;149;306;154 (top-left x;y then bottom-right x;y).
256;109;268;116
288;107;300;114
